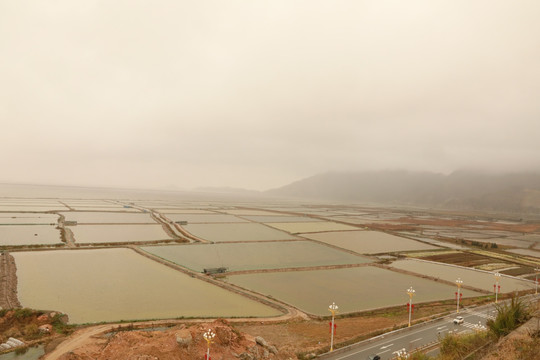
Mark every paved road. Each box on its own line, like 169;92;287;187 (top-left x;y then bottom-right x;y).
320;305;497;360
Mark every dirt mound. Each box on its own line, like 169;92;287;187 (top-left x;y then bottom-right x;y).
57;319;293;360
0;309;64;344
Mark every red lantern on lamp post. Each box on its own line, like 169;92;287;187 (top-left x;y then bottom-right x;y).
494;272;501;303
455;278;463;313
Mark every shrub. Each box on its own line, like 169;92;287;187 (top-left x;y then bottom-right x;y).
486;295;531;338
23;323;39;338
51;313;74;335
14;308;33;319
409;353;433;360
439;331;491;360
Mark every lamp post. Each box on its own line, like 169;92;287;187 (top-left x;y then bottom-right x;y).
456;278;463;313
494;272;501;303
407;287;415;327
203;329;215;360
328;302;338;352
535;268;540;295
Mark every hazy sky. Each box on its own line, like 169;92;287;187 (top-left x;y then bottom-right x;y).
1;1;539;191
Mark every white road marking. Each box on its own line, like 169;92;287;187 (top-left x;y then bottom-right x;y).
334;318;460;360
437;326;447;330
410;337;423;343
468;310;495;320
380;343;394;349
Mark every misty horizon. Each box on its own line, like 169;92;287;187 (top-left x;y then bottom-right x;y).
2;1;539;191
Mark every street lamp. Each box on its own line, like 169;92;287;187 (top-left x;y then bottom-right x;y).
407;286;415;327
328;302;338;352
535;268;540;295
494;272;501;303
455;278;463;313
203;329;215;360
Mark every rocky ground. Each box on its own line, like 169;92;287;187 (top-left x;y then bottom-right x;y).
42;300;468;360
0;308;64;354
57;319;294;360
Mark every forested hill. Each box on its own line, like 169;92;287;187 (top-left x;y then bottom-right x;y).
265;170;540;213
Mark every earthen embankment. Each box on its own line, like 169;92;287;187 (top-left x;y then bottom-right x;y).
0;252;21;309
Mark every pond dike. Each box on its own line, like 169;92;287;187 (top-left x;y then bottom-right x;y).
0;252;21;309
150;212;194;243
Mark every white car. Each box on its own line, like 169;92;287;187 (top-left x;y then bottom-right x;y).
453;316;464;324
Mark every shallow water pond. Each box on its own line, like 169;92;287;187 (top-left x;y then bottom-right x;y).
507;248;540;259
389;259;533;293
227;266;483;316
68;224;172;243
0;213;58;225
221;209;283;216
60;212;155;224
267;222;358;234
69;206;139;212
163;213;247;223
183;223;297;242
157;209;216;214
304;231;438;254
0;225;61;245
0;206;67;212
242;215;321;223
141;241;371;272
13;248;281;324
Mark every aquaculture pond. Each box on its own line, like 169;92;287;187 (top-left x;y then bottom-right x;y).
0;225;61;246
60;212;155;224
226;266;483;316
156;209;216;214
65;203;121;208
241;215;321;223
13;248;282;324
389;259;533;293
141;240;372;272
221;209;283;216
68;224;173;244
506;248;540;259
182;223;297;242
303;231;439;254
266;221;358;234
163;213;248;223
68;206;140;212
0;213;58;225
0;206;68;212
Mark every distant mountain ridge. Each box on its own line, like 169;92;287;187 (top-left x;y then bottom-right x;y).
265;170;540;213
